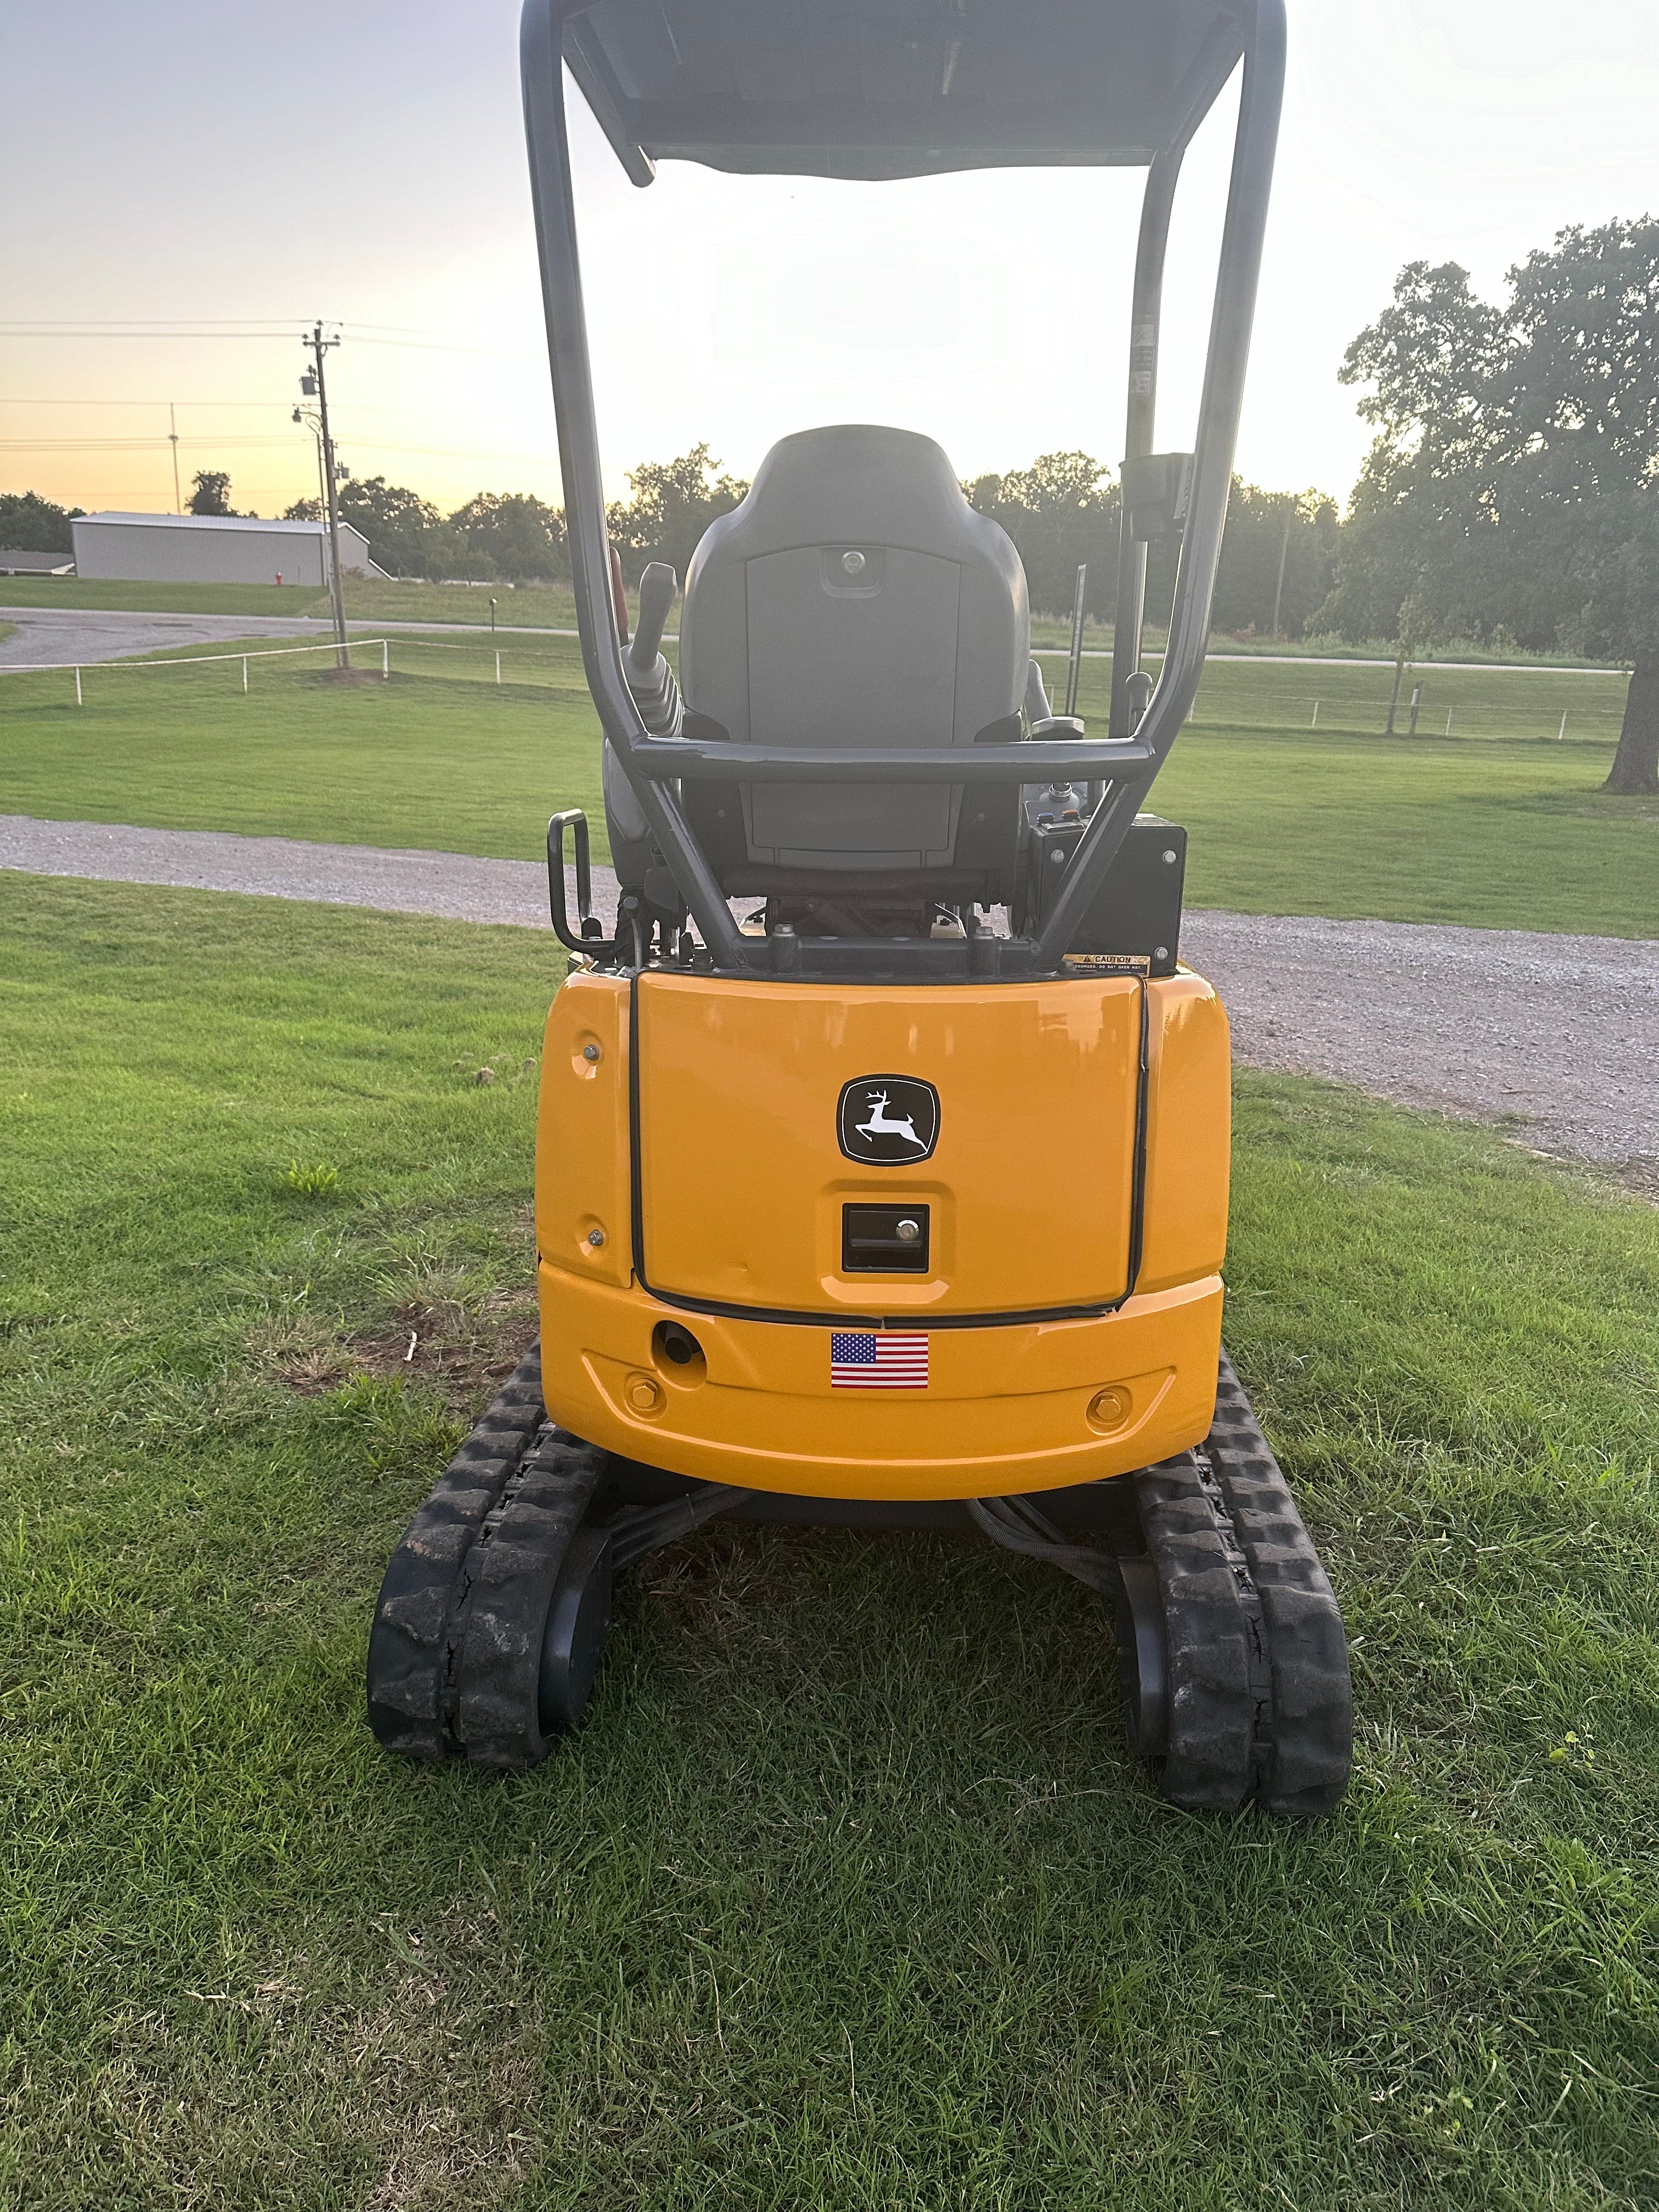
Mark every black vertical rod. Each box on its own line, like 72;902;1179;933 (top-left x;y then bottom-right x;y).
1037;0;1286;968
1108;151;1183;740
518;0;746;968
1064;562;1088;717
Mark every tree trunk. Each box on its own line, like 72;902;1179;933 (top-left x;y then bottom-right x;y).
1604;651;1659;793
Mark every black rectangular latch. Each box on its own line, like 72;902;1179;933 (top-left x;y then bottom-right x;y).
842;1204;930;1274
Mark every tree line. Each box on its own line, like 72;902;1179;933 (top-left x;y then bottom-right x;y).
1;459;1340;644
8;208;1655;793
270;444;1342;642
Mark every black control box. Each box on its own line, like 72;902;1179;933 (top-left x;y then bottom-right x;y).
1026;812;1187;975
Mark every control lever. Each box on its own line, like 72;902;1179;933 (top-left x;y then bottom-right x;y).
620;558;682;736
628;560;675;677
1024;656;1052;726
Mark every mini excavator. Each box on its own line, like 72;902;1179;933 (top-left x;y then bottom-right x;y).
368;0;1352;1815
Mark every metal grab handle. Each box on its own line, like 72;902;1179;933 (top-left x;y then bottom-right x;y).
623;734;1150;783
546;810;614;956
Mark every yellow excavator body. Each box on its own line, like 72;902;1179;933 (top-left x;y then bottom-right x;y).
534;963;1231;1499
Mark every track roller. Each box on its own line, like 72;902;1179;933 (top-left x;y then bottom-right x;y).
538;1526;614;1735
1112;1556;1170;1759
975;1350;1353;1818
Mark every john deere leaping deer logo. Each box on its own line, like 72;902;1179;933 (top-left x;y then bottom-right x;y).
837;1075;941;1164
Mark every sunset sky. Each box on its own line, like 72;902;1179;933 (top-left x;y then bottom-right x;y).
5;1;1658;522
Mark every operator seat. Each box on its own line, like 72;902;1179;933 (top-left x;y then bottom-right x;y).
672;424;1030;906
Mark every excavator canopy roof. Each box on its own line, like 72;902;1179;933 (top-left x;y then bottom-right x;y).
560;0;1252;183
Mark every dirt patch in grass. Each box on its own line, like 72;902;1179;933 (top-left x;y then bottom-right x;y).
278;1295;537;1411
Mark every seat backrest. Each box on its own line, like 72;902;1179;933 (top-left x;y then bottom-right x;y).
678;425;1028;879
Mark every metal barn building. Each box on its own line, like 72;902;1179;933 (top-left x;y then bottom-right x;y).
70;511;375;586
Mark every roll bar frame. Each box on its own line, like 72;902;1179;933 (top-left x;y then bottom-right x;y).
519;0;1287;978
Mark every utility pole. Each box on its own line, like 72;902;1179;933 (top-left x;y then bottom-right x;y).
168;403;182;515
302;323;350;671
1270;502;1291;640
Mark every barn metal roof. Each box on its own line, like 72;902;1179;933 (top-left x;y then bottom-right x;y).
558;0;1252;183
76;512;367;540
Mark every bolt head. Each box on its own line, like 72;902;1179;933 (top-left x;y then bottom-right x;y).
587;1228;605;1248
625;1372;664;1415
582;1042;600;1062
896;1218;921;1244
841;549;867;576
1162;849;1178;865
1087;1386;1131;1433
1154;946;1169;962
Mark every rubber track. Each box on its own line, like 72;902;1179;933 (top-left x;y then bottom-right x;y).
1132;1453;1262;1812
1132;1356;1352;1816
448;1423;604;1770
366;1348;606;1769
1207;1352;1353;1816
366;1347;549;1760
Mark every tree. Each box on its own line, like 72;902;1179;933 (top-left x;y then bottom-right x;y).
967;452;1120;619
285;475;439;578
446;490;565;583
0;490;82;554
1211;483;1340;639
1320;223;1659;791
187;470;237;517
607;444;747;585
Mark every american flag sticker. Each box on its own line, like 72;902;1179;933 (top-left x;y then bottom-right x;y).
830;1330;929;1390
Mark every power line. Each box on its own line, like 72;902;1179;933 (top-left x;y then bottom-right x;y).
1;432;560;465
0;321;534;360
0;398;407;410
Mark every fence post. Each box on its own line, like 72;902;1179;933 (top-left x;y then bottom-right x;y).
242;655;249;694
495;650;501;686
75;666;82;707
1408;683;1423;736
1386;650;1407;733
1558;712;1567;741
382;639;390;681
1445;708;1453;735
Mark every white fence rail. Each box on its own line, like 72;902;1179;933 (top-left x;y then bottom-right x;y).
0;635;395;700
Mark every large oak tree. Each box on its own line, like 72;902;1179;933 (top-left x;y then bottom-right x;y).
1319;219;1659;792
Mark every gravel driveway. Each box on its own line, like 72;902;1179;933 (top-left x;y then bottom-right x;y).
1181;911;1658;1178
0;606;345;666
3;811;1654;1177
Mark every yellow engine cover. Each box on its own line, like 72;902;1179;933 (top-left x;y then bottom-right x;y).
535;966;1231;1500
636;972;1141;1316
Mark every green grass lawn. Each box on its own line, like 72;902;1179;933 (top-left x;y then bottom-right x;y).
0;645;607;872
2;873;1655;2210
2;639;1652;936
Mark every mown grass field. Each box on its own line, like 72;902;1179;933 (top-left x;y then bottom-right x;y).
2;635;1652;936
2;872;1655;2210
